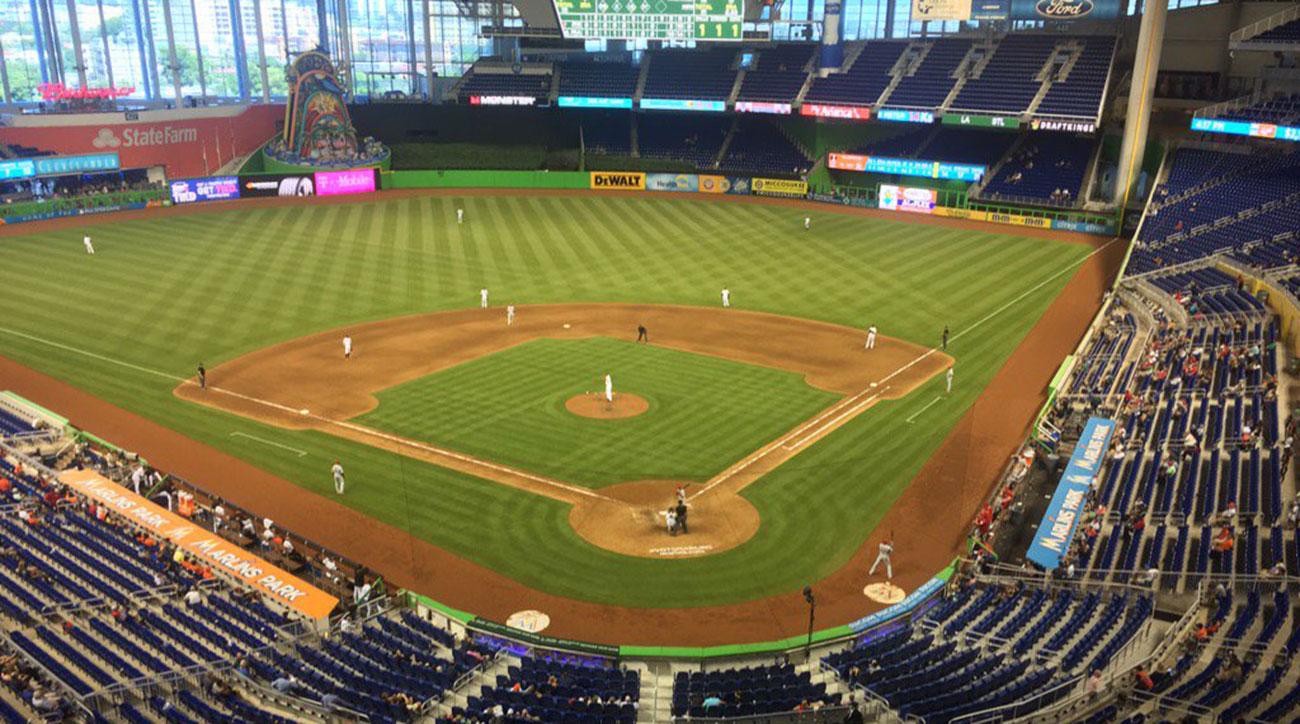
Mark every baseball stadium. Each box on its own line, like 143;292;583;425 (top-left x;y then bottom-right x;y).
0;0;1299;719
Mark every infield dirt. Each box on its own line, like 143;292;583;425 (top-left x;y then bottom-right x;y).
173;303;950;557
0;190;1122;645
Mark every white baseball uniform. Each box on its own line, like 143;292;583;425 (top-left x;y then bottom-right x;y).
507;305;516;325
480;288;489;308
869;541;894;579
604;374;613;403
331;463;346;494
721;288;731;308
946;367;954;393
343;336;353;358
804;217;811;230
865;326;878;350
83;236;95;254
457;208;464;224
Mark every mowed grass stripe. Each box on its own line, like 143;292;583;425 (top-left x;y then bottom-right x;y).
0;195;1091;607
355;337;840;486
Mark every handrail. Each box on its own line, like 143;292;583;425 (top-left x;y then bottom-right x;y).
1229;3;1300;45
950;674;1081;724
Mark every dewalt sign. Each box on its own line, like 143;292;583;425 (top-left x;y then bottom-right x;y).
590;172;646;190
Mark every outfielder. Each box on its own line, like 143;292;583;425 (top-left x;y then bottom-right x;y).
869;538;894;579
457;208;464;224
83;235;95;254
865;325;878;350
331;460;346;494
343;335;353;359
946;367;954;394
507;305;516;325
721;287;731;308
480;288;489;308
804;217;811;231
604;373;614;403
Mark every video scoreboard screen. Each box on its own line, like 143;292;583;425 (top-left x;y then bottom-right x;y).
551;0;744;41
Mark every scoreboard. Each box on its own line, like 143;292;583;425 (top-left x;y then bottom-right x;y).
551;0;744;41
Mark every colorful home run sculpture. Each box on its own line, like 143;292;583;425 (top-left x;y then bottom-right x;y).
266;51;388;168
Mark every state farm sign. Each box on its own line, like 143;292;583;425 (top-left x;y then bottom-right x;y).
91;126;201;149
0;105;281;179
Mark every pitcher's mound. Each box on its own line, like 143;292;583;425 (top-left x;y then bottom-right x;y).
565;393;649;419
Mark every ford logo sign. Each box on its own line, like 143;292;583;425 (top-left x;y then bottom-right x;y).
1035;0;1094;17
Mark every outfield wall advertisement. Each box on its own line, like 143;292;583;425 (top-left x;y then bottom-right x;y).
646;173;700;192
1026;416;1115;570
590;172;647;190
0;152;121;181
878;184;937;214
751;177;808;197
170;176;241;204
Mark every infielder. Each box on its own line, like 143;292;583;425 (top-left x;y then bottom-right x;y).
507;305;516;325
480;288;489;308
804;217;811;231
721;287;731;308
343;335;353;359
865;325;878;350
869;538;894;579
946;367;954;394
637;325;649;343
942;325;950;350
331;460;346;494
457;208;464;224
197;363;207;390
83;235;95;254
604;373;614;404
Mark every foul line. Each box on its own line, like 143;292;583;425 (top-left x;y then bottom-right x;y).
0;325;610;503
230;431;308;457
689;238;1118;502
2;240;1113;509
904;396;944;424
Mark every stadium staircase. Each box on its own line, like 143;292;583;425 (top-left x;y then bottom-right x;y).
876;41;930;107
969;132;1029;197
1026;41;1082;117
715;117;740;169
434;651;515;718
1230;2;1300;48
938;42;989;112
634;56;652;104
727;65;748;107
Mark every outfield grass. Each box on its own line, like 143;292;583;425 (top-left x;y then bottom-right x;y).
356;337;841;487
0;194;1091;607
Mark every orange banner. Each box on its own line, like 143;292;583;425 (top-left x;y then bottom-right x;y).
58;469;339;620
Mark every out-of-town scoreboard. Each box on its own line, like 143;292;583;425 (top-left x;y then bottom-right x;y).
552;0;744;41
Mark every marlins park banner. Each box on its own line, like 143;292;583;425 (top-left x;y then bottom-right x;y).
751;177;808;198
590;172;646;190
1026;417;1115;570
59;469;339;620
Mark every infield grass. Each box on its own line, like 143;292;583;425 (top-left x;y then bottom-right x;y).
355;337;841;486
0;193;1092;607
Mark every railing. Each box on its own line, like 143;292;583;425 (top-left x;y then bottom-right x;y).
1229;3;1300;45
0;630;97;719
951;674;1081;724
675;705;854;723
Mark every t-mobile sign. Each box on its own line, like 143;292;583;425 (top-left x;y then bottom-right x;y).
314;168;377;196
